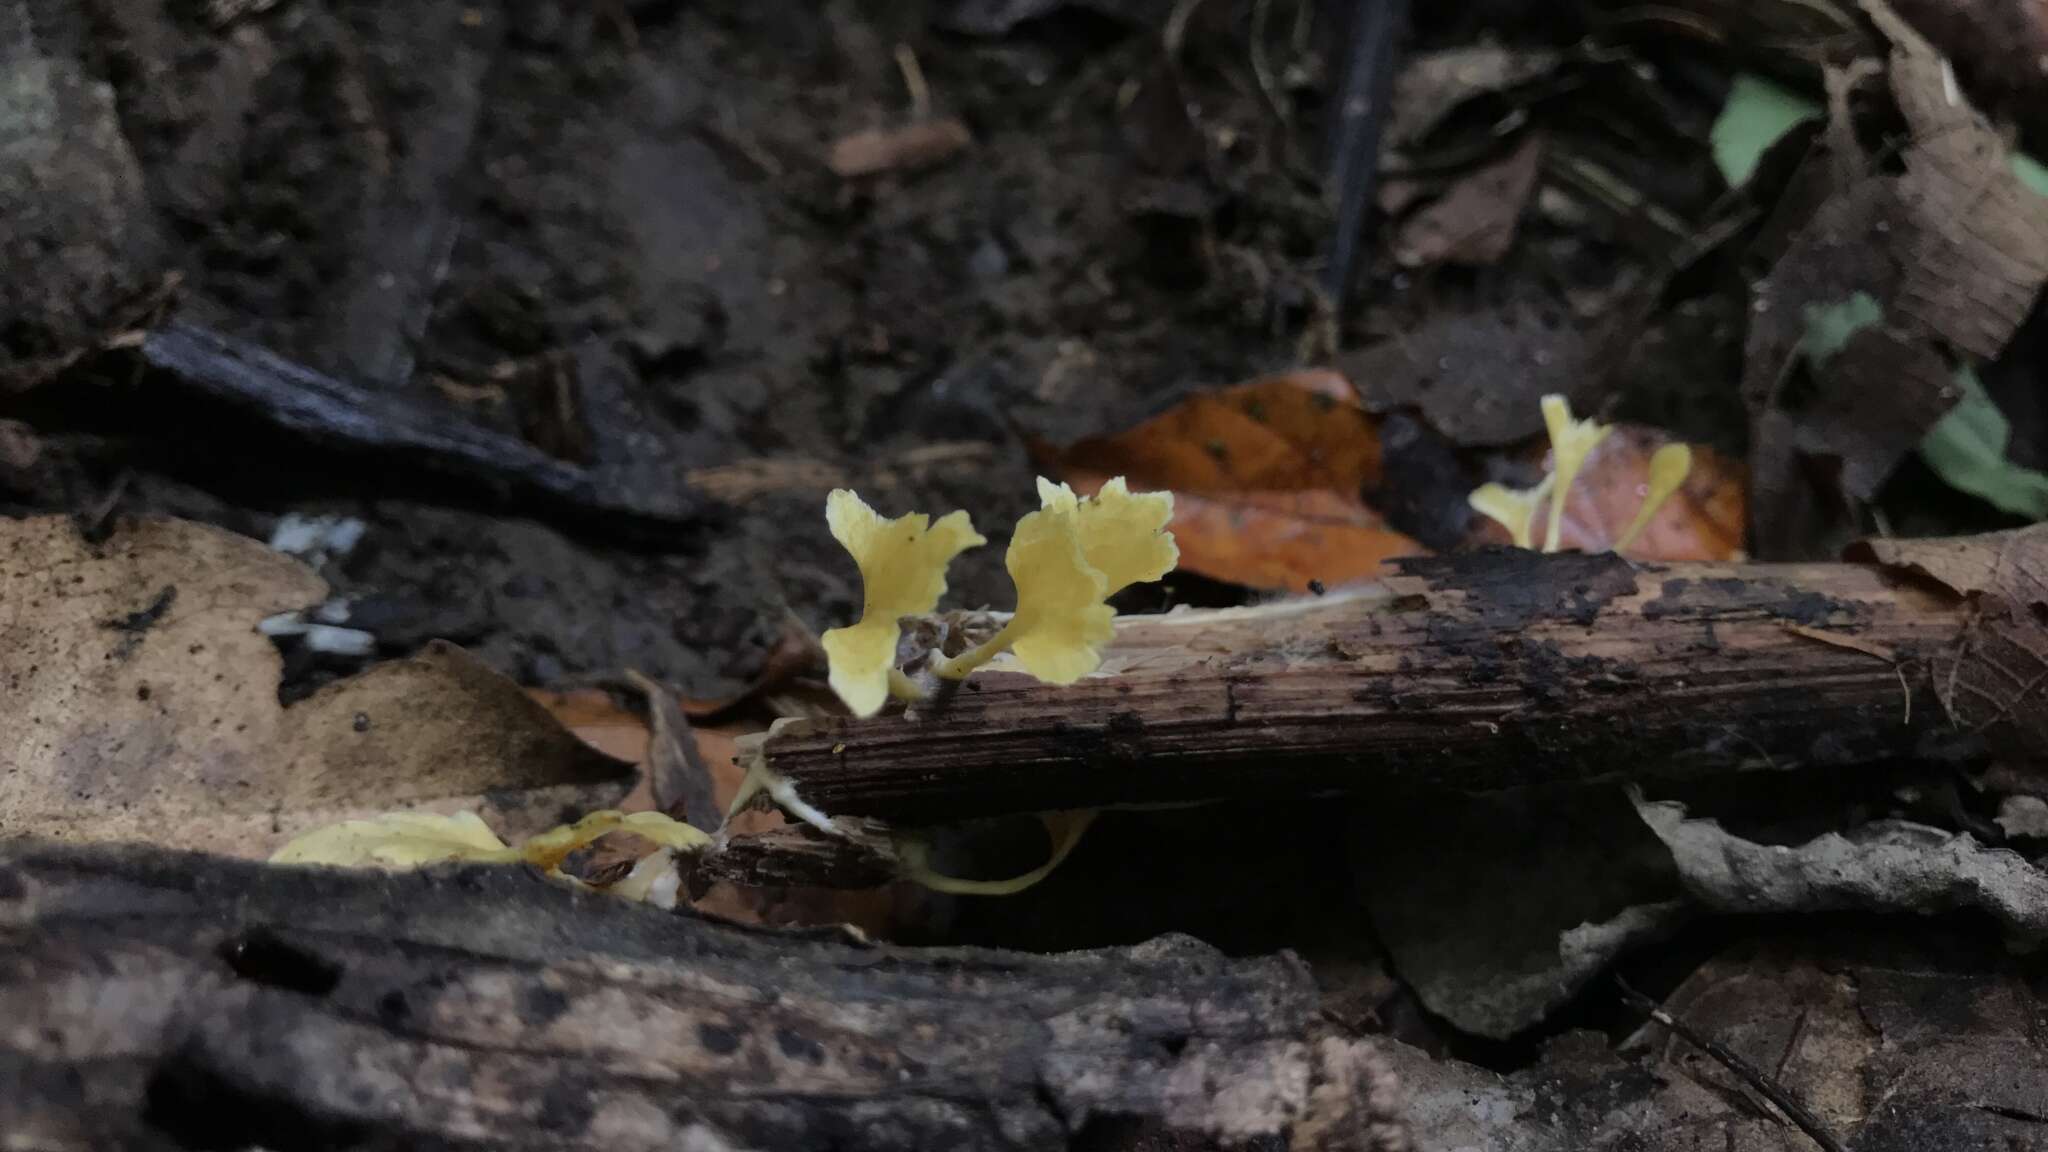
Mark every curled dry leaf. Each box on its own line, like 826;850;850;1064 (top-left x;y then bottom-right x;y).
1743;2;2048;556
1391;133;1545;269
1854;524;2048;761
1049;370;1423;591
1638;797;2048;945
0;516;632;857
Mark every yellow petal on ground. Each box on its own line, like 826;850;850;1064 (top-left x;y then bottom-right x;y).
1036;476;1178;593
1003;506;1115;684
270;810;516;868
1468;475;1555;551
1539;394;1613;553
514;809;711;872
820;488;985;716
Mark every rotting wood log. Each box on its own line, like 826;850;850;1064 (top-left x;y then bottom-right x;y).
693;818;902;892
755;549;1997;825
0;841;1406;1152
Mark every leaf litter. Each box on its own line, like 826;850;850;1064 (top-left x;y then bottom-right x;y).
0;516;633;857
6;0;2048;1147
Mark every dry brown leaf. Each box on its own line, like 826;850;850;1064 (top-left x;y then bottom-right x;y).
1341;304;1592;449
1049;370;1425;590
1555;426;1747;561
1387;45;1561;149
1392;927;2048;1148
532;687;903;933
1869;0;2048;359
1392;133;1544;268
1857;524;2048;759
533;687;751;817
0;516;632;857
1743;5;2048;558
1093;478;1420;590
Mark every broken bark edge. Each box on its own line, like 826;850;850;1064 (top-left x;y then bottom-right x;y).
0;839;1407;1151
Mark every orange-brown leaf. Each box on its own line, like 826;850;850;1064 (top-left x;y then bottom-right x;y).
1049;371;1422;591
1468;425;1746;560
1058;370;1383;493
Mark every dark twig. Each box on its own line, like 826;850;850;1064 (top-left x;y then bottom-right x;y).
138;321;697;536
1616;977;1847;1152
1322;0;1408;303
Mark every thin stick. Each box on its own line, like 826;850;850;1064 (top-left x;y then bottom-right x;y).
1616;978;1847;1152
1323;0;1408;300
894;43;932;120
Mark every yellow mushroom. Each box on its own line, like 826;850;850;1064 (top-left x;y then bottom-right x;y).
1034;476;1179;593
1468;474;1557;551
1539;394;1613;553
819;489;985;717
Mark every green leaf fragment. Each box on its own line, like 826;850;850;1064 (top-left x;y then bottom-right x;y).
1711;73;1822;189
2015;152;2048;198
1919;366;2048;520
1798;292;1884;367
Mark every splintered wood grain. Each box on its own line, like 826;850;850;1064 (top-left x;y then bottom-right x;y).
761;550;1976;824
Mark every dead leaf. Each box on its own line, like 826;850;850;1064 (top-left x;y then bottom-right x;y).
1743;191;1956;558
1390;926;2048;1148
1058;370;1379;490
1050;371;1424;590
532;687;750;818
1882;0;2048;130
1355;787;1686;1039
1387;45;1561;149
1867;0;2048;359
1856;524;2048;758
1075;476;1421;590
1392;134;1544;268
1650;932;2048;1147
1743;6;2048;557
0;516;632;857
827;119;973;178
625;669;721;832
1342;305;1593;448
1550;425;1747;561
1638;796;2048;944
1464;424;1747;560
525;687;895;931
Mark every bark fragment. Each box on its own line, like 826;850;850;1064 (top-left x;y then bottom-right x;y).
0;841;1403;1151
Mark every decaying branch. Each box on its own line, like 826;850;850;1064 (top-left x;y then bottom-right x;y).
756;550;1997;825
694;818;902;891
140;322;697;534
0;841;1403;1152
